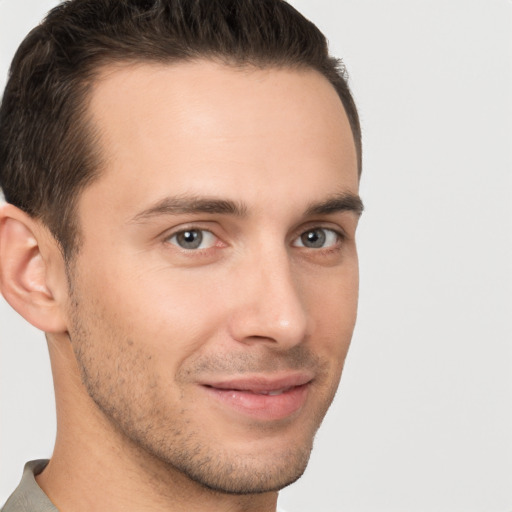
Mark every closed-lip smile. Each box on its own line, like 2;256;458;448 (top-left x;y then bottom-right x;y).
200;372;314;421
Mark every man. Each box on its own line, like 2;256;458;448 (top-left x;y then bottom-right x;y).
0;0;363;510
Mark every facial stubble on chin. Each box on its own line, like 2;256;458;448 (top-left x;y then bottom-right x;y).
65;283;343;496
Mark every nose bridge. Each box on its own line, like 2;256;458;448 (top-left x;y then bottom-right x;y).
229;242;309;347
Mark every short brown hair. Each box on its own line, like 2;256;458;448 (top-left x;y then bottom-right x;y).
0;0;361;258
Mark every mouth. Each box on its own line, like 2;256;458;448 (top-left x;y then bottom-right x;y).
244;387;294;396
200;373;313;421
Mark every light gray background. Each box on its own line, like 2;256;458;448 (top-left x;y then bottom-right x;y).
1;1;511;511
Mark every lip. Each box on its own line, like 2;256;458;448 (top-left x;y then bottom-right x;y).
200;372;313;421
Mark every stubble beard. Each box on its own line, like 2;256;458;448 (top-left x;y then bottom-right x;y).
66;282;340;496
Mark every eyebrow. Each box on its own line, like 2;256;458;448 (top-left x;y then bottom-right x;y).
130;191;363;224
130;195;248;223
305;192;364;217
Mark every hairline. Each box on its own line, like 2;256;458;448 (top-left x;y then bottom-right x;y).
62;55;360;261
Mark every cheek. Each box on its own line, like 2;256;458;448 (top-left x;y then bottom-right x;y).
303;262;359;352
79;262;230;365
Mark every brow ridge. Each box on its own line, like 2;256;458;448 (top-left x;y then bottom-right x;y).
305;192;364;217
131;195;248;222
130;191;363;224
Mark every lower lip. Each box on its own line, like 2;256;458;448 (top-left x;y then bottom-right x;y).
203;384;309;421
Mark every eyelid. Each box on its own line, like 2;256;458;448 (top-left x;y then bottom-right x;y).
291;225;346;249
292;221;347;240
161;221;217;238
169;229;217;250
162;223;226;250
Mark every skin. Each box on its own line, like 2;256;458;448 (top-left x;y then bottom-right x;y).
0;60;361;512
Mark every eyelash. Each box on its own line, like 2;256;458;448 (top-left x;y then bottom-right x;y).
291;226;346;250
166;228;220;251
164;225;346;253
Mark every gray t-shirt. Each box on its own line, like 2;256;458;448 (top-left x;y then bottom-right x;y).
2;460;290;512
1;460;57;512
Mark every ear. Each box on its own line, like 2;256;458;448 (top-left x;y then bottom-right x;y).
0;203;68;333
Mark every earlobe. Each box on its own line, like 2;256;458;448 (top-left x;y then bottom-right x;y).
0;203;68;333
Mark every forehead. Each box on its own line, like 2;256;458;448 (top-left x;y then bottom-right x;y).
82;60;358;217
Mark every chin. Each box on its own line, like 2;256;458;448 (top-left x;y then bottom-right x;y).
168;441;313;495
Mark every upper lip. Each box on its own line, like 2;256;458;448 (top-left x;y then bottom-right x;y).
201;372;314;393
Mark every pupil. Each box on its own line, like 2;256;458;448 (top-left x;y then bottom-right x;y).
178;230;202;249
302;229;325;248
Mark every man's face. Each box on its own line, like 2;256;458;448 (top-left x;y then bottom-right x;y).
67;61;360;494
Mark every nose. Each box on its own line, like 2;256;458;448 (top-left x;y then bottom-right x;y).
227;247;310;349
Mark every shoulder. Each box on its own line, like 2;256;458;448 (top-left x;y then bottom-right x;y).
1;461;57;512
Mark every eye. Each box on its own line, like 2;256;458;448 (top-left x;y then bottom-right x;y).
168;229;217;250
293;228;341;249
